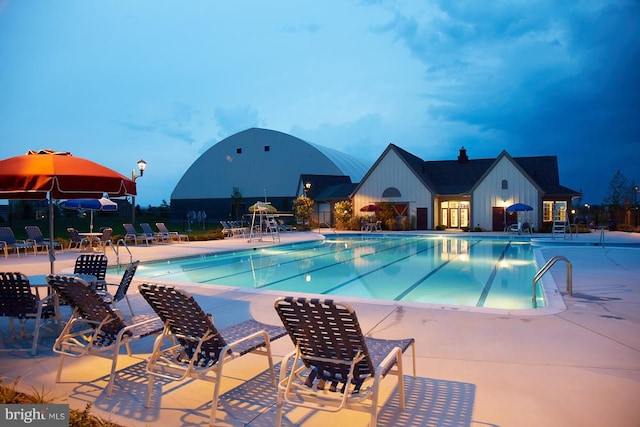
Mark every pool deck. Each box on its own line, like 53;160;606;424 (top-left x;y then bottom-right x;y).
1;230;639;426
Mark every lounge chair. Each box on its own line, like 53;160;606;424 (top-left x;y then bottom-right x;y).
155;222;189;242
0;272;56;355
278;219;294;232
100;261;139;316
122;223;155;245
273;296;416;427
74;254;108;292
0;227;35;257
25;225;63;253
220;220;247;238
47;275;163;395
138;283;287;426
508;222;522;234
140;223;164;243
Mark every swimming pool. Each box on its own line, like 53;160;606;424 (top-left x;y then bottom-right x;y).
125;234;545;310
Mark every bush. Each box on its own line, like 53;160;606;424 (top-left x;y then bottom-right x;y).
0;379;124;427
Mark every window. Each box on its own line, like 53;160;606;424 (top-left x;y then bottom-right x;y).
236;148;242;154
501;179;508;190
382;187;401;197
543;201;567;222
264;145;270;152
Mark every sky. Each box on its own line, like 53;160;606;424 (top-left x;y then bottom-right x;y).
1;0;638;207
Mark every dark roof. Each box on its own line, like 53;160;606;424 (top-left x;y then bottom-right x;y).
391;146;579;196
299;174;352;199
314;183;358;201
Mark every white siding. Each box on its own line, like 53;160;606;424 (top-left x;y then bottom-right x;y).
473;157;539;230
353;150;433;228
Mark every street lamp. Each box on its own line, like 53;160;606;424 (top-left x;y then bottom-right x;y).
131;159;147;225
635;186;639;228
304;182;311;197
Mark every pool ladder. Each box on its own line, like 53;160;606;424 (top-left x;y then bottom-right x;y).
532;255;572;308
104;238;133;270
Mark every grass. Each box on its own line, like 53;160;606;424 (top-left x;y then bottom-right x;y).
0;377;125;427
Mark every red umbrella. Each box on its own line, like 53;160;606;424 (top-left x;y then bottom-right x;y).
0;149;135;199
0;149;136;272
360;204;383;212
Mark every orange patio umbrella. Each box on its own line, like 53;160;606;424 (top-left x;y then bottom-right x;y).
0;149;136;273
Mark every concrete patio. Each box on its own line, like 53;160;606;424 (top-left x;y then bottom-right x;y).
1;230;639;426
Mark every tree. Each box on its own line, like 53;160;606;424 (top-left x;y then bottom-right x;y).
604;170;632;209
333;200;352;230
293;195;314;228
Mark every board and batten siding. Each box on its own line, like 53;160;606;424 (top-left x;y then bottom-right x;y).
472;156;539;230
353;150;433;228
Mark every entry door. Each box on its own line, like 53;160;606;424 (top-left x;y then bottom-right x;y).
492;207;505;231
416;208;428;230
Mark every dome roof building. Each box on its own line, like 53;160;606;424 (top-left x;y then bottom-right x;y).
170;128;369;220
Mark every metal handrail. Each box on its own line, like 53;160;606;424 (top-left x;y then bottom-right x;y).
113;238;133;270
317;222;337;234
532;255;572;308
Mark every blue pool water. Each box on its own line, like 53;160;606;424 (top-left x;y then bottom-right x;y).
125;235;544;310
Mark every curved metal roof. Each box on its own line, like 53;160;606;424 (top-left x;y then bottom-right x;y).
171;128;370;200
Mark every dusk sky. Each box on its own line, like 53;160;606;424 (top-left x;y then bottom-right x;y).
1;1;638;207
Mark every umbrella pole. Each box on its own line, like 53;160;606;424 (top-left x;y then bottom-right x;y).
48;194;56;274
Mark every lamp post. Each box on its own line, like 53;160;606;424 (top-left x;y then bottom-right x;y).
635;186;639;228
303;183;311;226
131;159;147;226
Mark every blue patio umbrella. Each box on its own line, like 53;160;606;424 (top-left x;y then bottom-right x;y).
63;197;118;233
506;203;533;212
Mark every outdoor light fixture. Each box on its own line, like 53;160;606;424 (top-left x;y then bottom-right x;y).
132;159;148;225
137;159;147;177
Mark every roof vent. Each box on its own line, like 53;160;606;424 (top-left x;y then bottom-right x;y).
458;146;469;163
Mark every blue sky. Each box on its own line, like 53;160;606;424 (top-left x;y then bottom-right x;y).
1;0;638;207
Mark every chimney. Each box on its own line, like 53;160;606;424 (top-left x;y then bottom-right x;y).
458;146;469;163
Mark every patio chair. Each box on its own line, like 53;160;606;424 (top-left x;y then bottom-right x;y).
273;296;416;427
100;261;139;316
0;226;35;258
0;272;56;355
66;227;88;251
25;225;63;253
278;219;294;232
123;223;155;245
74;254;108;292
140;223;165;243
91;227;113;252
47;274;163;395
155;222;189;242
219;220;232;237
138;283;287;426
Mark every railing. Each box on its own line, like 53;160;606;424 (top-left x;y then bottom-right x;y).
317;222;337;234
112;238;133;270
532;255;572;308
